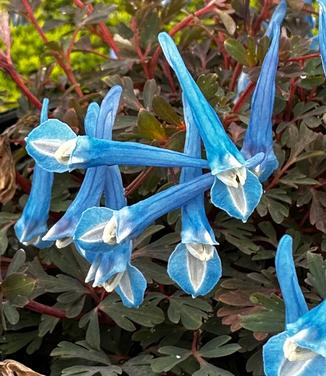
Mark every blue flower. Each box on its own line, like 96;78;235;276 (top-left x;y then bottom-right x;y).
318;0;326;75
167;95;222;297
14;99;54;249
42;86;122;248
74;173;214;254
241;0;286;182
25;120;209;173
263;235;326;375
158;32;263;222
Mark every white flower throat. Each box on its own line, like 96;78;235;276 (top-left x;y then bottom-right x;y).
102;217;118;244
217;166;247;188
54;139;77;164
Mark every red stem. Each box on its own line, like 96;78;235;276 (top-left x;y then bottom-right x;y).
73;0;120;56
22;0;83;98
229;62;243;91
5;66;42;109
149;0;217;77
25;300;67;319
233;81;255;113
286;53;320;63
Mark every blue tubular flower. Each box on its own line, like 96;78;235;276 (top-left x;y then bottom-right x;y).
167;96;222;297
318;0;326;75
14;99;54;249
263;235;326;376
74;173;214;253
158;32;263;222
25;120;209;173
241;0;286;183
43;86;122;248
304;0;315;30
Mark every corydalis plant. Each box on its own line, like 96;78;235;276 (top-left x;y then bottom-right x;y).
263;235;326;375
43;86;123;248
167;95;222;297
241;0;287;182
14;99;54;249
158;32;263;222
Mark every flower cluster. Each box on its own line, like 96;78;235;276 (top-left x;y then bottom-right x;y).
16;2;288;309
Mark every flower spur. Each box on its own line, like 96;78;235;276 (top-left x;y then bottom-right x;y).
42;86;122;248
167;95;222;297
263;235;326;376
158;32;263;222
14;99;54;249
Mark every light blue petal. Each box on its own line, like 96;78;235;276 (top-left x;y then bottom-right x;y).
265;0;287;38
84;102;100;137
275;235;308;325
115;264;147;308
210;170;263;222
104;165;126;210
158;32;245;175
181;95;216;245
242;1;286;182
68;136;209;171
89;241;131;286
15;99;54;249
286;300;326;358
73;206;116;253
26;119;77;173
263;331;288;376
114;173;214;243
318;0;326;75
263;331;326;376
43;167;106;243
167;243;221;297
14;166;54;248
43;87;123;244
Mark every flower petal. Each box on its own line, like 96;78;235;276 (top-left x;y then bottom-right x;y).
114;173;214;243
115;264;147;308
26;119;77;173
263;331;288;376
275;235;308;325
318;0;326;75
15;99;54;249
241;0;286;182
286;300;326;358
210;170;262;222
167;243;221;297
158;32;245;175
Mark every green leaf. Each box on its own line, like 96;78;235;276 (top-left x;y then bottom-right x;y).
61;365;122;376
6;248;26;276
143;79;159;110
152;96;181;126
99;296;164;332
122;354;158;376
216;10;236;35
51;341;111;365
151;346;191;373
0;331;38;354
306;252;326;298
79;309;101;350
137;110;166;142
3;301;19;325
0;227;8;255
240;309;284;333
199;336;241;358
193;363;235;376
224;39;249;66
167;296;212;330
2;273;36;303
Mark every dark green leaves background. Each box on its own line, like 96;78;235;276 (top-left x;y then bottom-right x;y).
0;0;325;375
